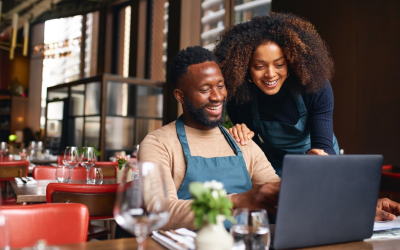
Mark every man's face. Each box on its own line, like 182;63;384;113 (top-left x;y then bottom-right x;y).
178;61;227;129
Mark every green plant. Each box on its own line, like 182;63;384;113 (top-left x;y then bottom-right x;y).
116;155;128;170
83;141;101;157
222;112;233;129
189;180;234;228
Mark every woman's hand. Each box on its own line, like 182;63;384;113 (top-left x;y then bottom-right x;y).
228;124;255;146
307;149;328;155
375;198;400;221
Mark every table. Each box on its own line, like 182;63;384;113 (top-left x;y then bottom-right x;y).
18;236;400;250
29;158;58;166
10;179;116;204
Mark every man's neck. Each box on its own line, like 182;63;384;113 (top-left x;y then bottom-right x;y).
182;113;217;130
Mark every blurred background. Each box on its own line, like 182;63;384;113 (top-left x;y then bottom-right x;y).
0;0;399;165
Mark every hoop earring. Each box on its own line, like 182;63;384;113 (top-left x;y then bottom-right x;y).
248;78;253;83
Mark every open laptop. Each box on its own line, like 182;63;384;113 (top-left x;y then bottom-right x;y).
272;155;383;250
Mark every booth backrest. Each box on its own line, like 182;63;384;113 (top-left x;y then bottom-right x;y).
46;183;118;219
0;161;29;181
0;203;89;248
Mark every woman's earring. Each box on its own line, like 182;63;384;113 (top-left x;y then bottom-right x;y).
287;73;289;77
248;78;253;83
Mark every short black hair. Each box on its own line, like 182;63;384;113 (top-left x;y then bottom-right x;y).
169;46;218;88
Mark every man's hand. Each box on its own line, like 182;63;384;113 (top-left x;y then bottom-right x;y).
307;148;328;155
228;124;255;146
231;182;280;215
375;198;400;221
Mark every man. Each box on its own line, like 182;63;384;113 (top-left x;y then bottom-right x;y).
138;46;400;230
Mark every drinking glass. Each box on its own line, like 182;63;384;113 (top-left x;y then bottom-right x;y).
55;165;71;183
88;167;103;184
63;146;80;181
231;209;271;250
0;213;9;250
114;162;170;250
0;142;8;158
80;147;96;184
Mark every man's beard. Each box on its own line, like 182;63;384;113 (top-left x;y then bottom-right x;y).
183;97;227;129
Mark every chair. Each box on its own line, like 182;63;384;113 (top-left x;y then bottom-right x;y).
0;161;29;205
57;155;64;165
0;161;29;181
33;166;87;180
0;203;89;248
46;183;118;239
382;165;392;171
94;161;118;179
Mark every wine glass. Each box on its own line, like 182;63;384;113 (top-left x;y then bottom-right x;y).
63;146;80;182
114;161;170;250
0;142;8;158
231;209;271;250
80;147;96;184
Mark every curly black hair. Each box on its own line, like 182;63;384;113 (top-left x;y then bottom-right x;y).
214;13;334;103
169;46;219;89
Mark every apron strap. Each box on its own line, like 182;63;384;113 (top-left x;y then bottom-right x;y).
176;115;241;156
292;92;307;116
219;126;240;155
176;115;192;157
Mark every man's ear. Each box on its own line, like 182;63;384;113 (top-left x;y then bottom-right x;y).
174;88;185;104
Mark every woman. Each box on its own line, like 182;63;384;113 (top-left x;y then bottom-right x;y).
214;13;339;176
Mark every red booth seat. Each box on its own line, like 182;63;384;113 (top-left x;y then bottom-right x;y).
0;203;89;248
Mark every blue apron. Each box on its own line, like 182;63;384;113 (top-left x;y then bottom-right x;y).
251;91;339;177
175;115;252;200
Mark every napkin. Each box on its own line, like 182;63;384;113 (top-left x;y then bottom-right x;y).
373;216;400;231
152;228;197;250
15;177;37;185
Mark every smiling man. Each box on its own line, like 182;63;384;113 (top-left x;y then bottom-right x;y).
138;46;281;230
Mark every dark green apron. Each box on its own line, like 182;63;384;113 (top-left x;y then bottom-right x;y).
251;91;339;177
175;115;252;199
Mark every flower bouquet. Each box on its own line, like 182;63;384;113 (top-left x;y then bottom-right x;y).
189;180;234;250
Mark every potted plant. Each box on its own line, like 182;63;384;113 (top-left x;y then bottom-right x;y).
189;180;234;250
116;156;132;183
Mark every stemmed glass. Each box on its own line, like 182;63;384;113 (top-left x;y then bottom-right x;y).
114;161;170;250
63;146;80;182
0;142;8;158
231;209;271;250
80;147;97;184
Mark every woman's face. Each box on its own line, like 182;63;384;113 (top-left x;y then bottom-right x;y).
249;42;288;95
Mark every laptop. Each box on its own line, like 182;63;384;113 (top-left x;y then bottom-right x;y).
273;155;383;250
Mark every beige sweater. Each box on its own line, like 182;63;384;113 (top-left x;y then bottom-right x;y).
138;121;280;230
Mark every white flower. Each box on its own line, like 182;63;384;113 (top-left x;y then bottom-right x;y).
210;180;223;190
219;189;227;197
203;181;212;189
211;190;219;199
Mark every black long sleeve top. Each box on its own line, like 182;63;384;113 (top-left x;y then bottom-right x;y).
227;81;337;155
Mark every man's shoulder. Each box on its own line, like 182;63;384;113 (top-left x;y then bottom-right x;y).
143;120;178;143
221;127;262;158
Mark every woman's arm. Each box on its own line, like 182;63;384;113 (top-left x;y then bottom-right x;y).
306;81;337;155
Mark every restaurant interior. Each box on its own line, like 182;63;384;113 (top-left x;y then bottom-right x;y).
0;0;400;249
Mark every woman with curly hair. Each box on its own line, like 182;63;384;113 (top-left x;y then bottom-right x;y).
214;13;339;176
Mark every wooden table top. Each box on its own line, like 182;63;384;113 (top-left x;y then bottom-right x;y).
22;236;400;250
10;179;116;204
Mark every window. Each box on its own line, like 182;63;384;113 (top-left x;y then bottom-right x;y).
40;13;98;128
200;0;271;50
